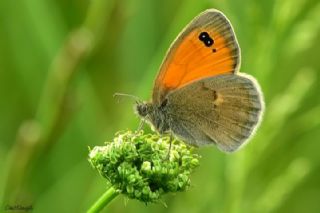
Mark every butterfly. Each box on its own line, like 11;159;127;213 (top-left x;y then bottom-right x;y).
135;9;264;152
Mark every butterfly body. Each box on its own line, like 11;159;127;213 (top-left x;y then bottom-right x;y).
135;9;264;152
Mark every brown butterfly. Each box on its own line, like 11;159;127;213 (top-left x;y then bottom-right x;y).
134;9;264;152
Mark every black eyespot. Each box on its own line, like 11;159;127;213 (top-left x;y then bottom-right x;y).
199;32;209;41
205;38;214;47
198;31;214;47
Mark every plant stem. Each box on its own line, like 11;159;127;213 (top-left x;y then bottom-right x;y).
87;186;119;213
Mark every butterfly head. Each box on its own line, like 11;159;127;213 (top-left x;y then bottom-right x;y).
135;100;170;134
136;102;154;118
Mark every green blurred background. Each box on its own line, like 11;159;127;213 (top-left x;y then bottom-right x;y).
1;0;320;212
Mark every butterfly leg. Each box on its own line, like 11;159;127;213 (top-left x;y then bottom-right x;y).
165;134;173;160
137;119;145;132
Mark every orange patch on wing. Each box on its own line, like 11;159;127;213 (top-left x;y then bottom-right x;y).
158;30;236;90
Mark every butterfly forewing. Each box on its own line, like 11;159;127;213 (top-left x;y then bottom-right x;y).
153;9;240;105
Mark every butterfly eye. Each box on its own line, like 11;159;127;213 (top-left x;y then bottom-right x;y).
142;105;148;113
137;104;148;117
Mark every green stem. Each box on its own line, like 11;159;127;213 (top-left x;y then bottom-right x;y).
87;186;119;213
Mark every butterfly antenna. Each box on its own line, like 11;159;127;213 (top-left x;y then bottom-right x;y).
113;93;142;104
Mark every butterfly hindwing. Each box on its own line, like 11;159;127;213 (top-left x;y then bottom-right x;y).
166;74;263;152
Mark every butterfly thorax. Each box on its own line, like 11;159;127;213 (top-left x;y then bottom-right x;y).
136;100;170;134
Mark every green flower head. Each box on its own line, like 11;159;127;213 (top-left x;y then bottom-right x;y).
88;131;200;203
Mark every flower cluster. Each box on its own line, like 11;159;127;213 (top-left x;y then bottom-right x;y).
88;131;200;203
